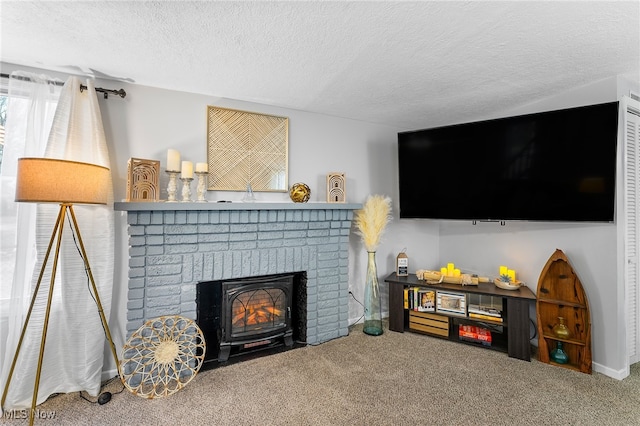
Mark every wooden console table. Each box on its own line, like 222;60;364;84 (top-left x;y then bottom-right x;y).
385;273;537;361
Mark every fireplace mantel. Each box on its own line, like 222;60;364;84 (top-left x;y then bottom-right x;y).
115;200;361;348
114;201;362;212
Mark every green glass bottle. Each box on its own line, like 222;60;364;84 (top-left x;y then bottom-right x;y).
550;341;569;364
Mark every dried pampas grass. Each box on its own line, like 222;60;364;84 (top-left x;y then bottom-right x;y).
354;195;392;252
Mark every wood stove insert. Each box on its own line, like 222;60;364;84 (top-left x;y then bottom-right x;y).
197;272;307;365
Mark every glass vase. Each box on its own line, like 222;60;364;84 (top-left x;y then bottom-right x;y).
550;341;569;364
363;251;383;336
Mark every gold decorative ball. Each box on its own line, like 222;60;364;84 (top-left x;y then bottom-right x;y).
289;183;311;203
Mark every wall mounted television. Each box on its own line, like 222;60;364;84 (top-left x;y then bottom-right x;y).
398;101;619;222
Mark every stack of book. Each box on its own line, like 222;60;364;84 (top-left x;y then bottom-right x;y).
467;303;503;323
404;287;435;312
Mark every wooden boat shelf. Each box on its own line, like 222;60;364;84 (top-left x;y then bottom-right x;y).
536;249;592;374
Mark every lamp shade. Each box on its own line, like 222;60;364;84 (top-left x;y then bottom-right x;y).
15;158;110;205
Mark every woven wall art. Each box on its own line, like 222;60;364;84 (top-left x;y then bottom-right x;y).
207;106;288;192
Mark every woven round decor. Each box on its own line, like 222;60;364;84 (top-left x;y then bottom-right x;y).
120;316;206;399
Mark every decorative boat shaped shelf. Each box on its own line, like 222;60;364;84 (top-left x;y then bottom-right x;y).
536;249;592;374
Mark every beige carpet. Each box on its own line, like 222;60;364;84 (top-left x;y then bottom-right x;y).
2;324;639;425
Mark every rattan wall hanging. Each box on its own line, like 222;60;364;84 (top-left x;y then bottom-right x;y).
207;106;288;192
126;158;160;201
120;316;206;399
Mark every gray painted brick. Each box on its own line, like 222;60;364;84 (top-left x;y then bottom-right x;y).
146;275;183;286
146;235;165;246
229;241;258;250
199;242;231;252
284;222;308;231
187;211;199;224
129;235;146;247
166;224;198;234
146;264;182;276
175;211;187;224
147;285;181;297
129;246;145;257
205;211;219;223
198;211;209;224
128;288;144;300
124;206;356;353
229;232;257;242
127;310;143;321
129;278;145;289
257;239;284;249
129;257;145;268
147;245;164;256
198;224;230;234
230;223;258;233
146;225;164;235
127;299;143;310
259;222;285;231
309;221;330;229
163;211;175;224
129;225;145;236
258;231;284;240
146;305;181;317
137;212;151;224
151;212;164;224
146;255;183;265
129;267;145;278
198;233;229;243
146;295;179;308
165;244;198;254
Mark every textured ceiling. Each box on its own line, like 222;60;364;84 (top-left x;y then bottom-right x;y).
1;1;638;129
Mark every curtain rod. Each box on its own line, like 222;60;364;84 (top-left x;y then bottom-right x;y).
0;72;126;99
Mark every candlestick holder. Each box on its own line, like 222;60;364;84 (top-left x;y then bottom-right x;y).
195;171;208;202
180;177;193;202
166;170;180;202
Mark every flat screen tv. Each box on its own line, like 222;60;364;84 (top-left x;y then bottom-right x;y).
398;101;619;222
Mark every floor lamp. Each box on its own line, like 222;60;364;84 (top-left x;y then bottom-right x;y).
1;158;120;425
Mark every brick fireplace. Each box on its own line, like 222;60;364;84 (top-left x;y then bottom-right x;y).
114;202;361;347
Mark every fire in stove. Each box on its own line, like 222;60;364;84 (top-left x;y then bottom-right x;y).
232;305;284;329
230;289;287;334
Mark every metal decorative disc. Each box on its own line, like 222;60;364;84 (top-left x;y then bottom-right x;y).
121;316;206;398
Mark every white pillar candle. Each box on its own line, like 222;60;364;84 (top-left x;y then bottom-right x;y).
181;161;193;179
167;149;180;171
196;162;208;173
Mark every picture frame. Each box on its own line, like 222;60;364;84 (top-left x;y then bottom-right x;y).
207;106;289;192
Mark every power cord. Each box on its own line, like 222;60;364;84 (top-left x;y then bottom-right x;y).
349;291;365;325
78;376;125;406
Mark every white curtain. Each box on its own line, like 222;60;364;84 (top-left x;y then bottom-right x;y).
0;75;114;409
0;71;63;404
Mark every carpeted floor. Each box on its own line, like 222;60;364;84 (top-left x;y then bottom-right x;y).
2;324;639;425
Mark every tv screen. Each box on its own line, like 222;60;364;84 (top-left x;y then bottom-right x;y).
398;102;619;222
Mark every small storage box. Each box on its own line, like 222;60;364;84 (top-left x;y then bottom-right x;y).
409;311;449;337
